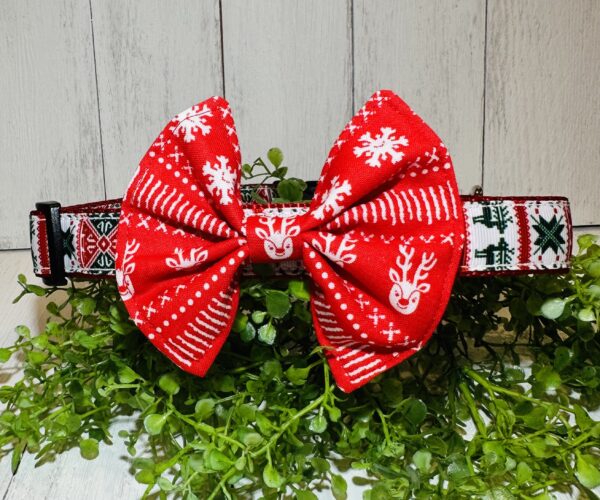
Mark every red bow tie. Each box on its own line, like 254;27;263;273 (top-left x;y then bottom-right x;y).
116;90;465;392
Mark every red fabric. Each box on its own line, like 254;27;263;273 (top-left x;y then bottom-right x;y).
116;90;465;392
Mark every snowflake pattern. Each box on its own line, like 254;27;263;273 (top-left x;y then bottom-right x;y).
353;127;408;167
202;155;237;205
312;176;352;220
171;104;213;143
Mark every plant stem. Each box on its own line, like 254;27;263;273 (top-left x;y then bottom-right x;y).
250;393;326;459
458;381;488;438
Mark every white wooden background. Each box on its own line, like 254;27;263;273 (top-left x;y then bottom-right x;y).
0;0;599;248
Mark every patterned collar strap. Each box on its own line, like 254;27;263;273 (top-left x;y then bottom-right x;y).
30;194;572;281
28;90;572;393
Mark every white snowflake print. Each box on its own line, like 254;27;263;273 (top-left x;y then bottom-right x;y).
353;127;408;167
312;176;352;220
171;104;212;143
202;155;237;205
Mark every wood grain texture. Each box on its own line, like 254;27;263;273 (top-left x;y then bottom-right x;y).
221;0;353;181
3;420;146;500
91;0;223;198
0;251;58;494
0;251;146;499
353;0;486;193
485;0;600;225
0;0;104;249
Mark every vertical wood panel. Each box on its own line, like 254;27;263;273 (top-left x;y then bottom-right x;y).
222;0;352;181
91;0;223;198
485;0;600;225
354;0;486;193
0;0;104;249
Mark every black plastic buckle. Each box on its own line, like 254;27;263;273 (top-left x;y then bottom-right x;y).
35;201;67;286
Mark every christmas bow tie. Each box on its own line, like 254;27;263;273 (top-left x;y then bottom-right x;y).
29;90;573;393
115;90;462;392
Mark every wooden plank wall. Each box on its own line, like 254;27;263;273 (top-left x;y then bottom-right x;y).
1;0;598;249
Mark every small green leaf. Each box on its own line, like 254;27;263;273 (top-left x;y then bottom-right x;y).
0;348;12;363
26;284;46;296
15;325;30;338
577;234;597;250
205;448;232;471
241;321;256;342
273;166;288;179
143;414;167;435
258;323;277;345
76;298;96;316
27;350;48;365
577;308;595;322
311;457;330;472
158;373;180;395
331;473;348;500
277;179;303;202
404;398;427;426
296;490;318;500
553;346;572;371
285;365;311;386
239;429;263;448
232;312;248;333
267;147;284;167
251;310;267;324
574;404;594;431
412;449;432;473
79;438;99;460
118;366;140;384
516;461;533;484
327;405;342;422
288;280;311;301
194;398;216;420
263;463;284;489
309;414;327;433
576;453;600;488
135;469;155;484
157;477;174;491
213;374;235;392
540;298;565;319
266;290;291;318
11;441;25;474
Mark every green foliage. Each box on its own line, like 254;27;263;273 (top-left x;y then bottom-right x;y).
241;148;308;203
1;210;600;495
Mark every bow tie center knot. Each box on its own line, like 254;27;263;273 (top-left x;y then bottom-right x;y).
245;214;303;263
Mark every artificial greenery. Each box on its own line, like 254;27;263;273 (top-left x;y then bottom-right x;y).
1;150;599;499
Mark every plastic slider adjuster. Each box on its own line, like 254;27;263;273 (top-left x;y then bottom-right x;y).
35;201;67;286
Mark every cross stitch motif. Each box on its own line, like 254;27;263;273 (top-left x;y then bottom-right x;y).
531;214;566;255
473;204;513;233
474;238;515;268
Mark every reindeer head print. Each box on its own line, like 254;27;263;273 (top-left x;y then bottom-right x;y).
116;239;140;301
389;245;437;315
165;247;208;270
254;217;301;260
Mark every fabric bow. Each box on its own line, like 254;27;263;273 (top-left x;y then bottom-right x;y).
116;90;465;392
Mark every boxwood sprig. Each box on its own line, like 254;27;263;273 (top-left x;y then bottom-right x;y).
0;154;599;499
